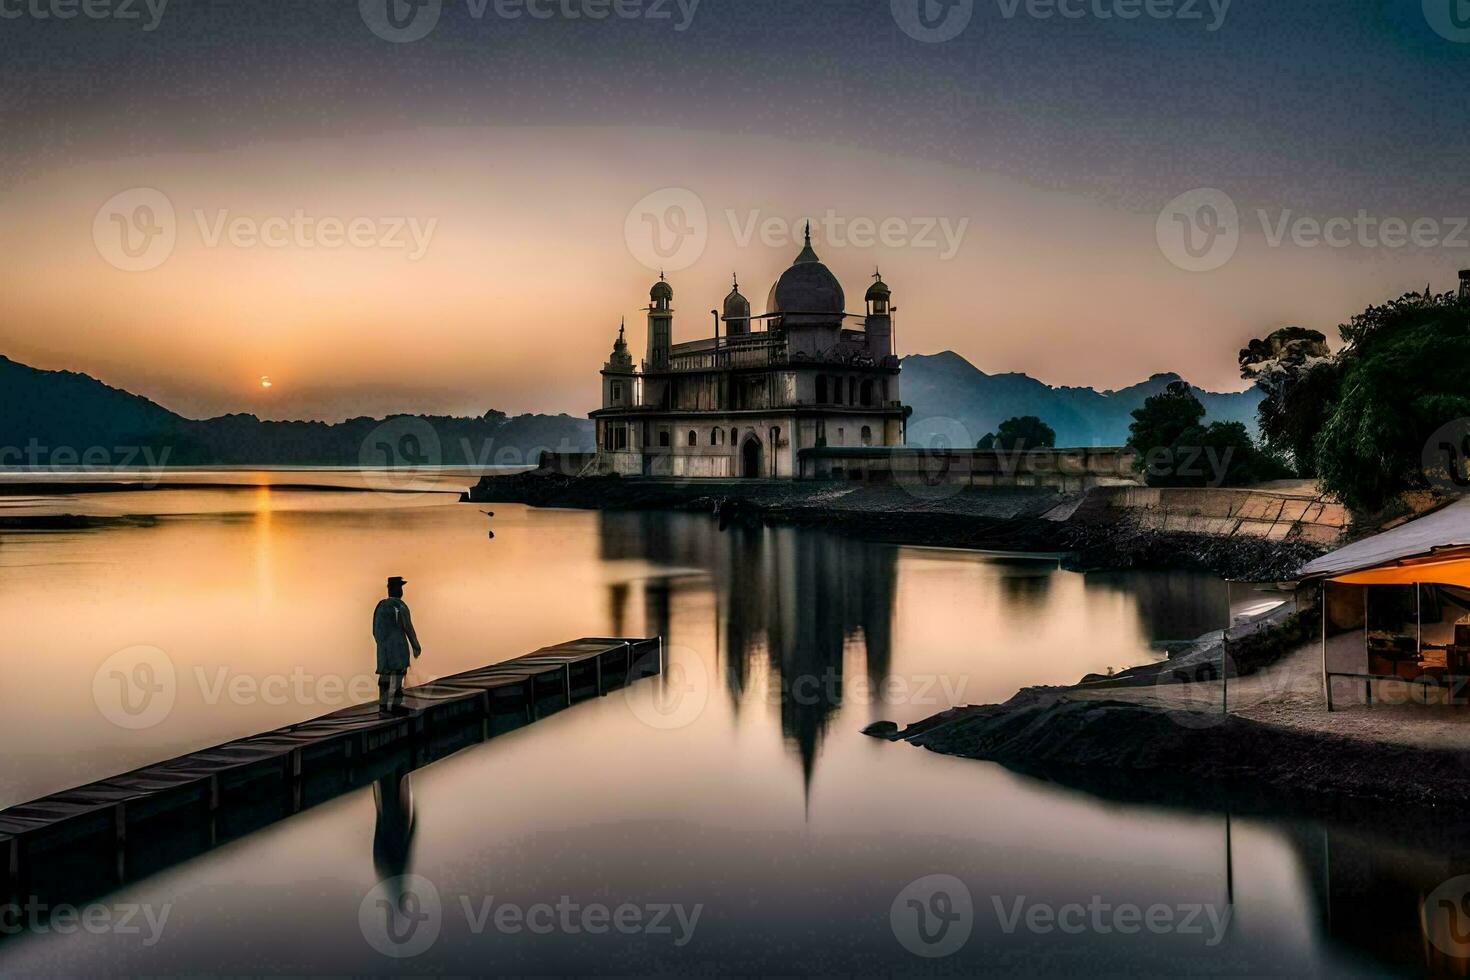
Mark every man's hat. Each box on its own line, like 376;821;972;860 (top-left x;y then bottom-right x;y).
387;576;408;588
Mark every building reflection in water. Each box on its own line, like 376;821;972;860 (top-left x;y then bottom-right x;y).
598;512;897;806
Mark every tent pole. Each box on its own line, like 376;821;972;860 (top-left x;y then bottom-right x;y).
1222;582;1229;718
1417;582;1423;653
1364;585;1371;706
1323;583;1332;712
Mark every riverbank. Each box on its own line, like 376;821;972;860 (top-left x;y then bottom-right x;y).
871;626;1470;811
467;471;1335;579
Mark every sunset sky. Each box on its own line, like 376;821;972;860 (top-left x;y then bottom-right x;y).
1;0;1467;420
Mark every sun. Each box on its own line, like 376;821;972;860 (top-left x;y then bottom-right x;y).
259;376;273;390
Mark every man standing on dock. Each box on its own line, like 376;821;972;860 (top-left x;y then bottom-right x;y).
373;576;422;715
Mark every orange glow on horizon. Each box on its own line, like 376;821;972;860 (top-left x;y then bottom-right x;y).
0;126;1431;422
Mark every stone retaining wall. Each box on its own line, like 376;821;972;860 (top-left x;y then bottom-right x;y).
1068;484;1350;544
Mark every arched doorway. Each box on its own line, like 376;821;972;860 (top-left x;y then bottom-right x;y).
741;436;763;479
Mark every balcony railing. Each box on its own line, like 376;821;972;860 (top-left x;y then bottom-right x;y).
666;343;787;373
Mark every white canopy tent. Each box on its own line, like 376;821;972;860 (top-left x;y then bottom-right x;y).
1298;498;1470;710
1299;497;1470;587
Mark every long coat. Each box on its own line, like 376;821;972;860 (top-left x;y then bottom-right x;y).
373;597;421;674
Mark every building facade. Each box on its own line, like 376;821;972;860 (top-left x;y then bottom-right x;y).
590;230;910;479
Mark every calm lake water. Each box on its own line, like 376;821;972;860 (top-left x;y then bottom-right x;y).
0;475;1432;974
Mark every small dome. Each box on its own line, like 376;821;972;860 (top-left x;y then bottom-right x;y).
865;275;891;301
650;276;673;302
765;226;844;316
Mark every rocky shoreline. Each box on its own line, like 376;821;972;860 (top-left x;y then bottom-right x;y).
867;689;1470;813
467;471;1325;580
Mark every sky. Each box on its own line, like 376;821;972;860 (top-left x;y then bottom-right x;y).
1;0;1468;420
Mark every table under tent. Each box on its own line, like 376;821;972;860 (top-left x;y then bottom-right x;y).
1299;497;1470;710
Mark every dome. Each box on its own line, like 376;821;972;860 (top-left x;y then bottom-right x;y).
865;273;890;301
650;276;673;302
765;227;844;316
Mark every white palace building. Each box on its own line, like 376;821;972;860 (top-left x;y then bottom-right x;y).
589;228;910;479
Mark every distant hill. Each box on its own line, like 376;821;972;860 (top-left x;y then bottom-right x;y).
902;351;1264;448
0;355;594;469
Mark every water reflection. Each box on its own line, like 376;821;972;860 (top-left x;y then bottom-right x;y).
372;769;416;885
600;514;900;801
16;486;1354;976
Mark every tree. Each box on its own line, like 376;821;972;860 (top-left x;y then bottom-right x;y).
1238;326;1337;476
1127;382;1204;456
1311;292;1470;511
977;415;1057;451
1127;381;1286;487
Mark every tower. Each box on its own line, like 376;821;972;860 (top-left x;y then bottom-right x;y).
601;319;635;409
1460;270;1470;304
723;274;751;337
864;269;893;361
646;273;673;371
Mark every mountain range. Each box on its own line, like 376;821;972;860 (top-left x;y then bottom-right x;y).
0;355;594;469
1;351;1264;467
901;351;1264;448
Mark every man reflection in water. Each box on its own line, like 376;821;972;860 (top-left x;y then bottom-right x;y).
373;576;422;716
373;769;416;883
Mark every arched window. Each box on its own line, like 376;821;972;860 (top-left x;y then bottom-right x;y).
833;377;843;405
687;430;697;447
816;376;827;403
860;380;873;407
861;425;873;446
730;427;738;445
710;429;719;446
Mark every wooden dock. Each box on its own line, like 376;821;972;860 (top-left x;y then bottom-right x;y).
0;637;661;909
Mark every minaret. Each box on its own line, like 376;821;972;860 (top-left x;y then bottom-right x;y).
601;318;635;409
864;268;893;361
723;273;751;337
646;272;673;371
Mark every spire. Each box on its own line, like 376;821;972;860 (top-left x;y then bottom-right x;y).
732;272;739;290
606;315;633;370
794;220;820;264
